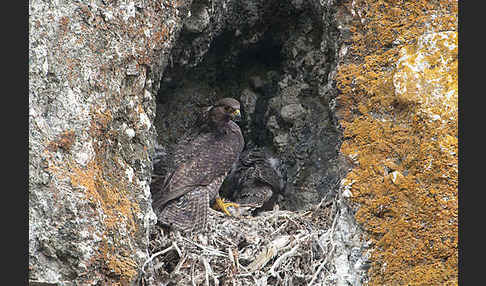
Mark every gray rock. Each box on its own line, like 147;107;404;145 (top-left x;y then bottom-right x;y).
273;133;289;150
29;0;190;284
290;0;304;10
266;115;280;133
240;88;258;115
249;75;264;91
184;4;210;33
327;198;371;286
280;103;306;123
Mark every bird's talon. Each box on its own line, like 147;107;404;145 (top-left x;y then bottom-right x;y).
214;198;239;216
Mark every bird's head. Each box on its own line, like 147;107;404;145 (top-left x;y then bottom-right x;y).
211;98;242;123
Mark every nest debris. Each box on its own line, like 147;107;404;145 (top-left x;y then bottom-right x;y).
139;198;341;286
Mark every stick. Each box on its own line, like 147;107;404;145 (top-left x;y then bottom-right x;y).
173;253;187;274
191;262;196;286
228;246;235;271
307;244;336;286
202;257;210;286
202;256;219;286
269;244;299;277
181;236;228;257
141;245;174;273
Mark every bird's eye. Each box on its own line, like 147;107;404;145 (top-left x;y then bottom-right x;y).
224;106;233;113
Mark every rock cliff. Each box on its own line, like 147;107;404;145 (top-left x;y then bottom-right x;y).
29;0;191;284
29;0;457;285
335;0;457;284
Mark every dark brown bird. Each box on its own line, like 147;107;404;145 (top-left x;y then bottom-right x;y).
151;98;244;232
222;147;286;215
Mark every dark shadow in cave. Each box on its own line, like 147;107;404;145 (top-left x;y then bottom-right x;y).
156;26;284;148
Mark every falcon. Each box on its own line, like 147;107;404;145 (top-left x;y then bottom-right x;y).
222;147;286;215
151;98;244;232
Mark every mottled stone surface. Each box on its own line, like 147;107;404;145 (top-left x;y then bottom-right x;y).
280;103;306;123
28;0;457;285
29;0;192;284
335;0;457;284
393;31;457;120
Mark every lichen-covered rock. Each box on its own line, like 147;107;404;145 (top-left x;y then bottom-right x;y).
335;0;458;285
393;31;457;120
29;0;192;284
29;0;458;285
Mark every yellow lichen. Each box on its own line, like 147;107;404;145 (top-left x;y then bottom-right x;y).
46;106;141;283
335;0;457;285
46;130;76;152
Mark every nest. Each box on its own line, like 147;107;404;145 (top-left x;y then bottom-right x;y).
139;199;339;286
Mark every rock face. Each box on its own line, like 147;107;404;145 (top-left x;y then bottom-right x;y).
29;0;192;284
29;0;457;285
335;0;458;285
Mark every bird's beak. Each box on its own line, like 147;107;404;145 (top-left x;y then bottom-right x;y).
232;109;241;120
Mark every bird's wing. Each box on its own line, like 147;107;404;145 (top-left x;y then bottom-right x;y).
234;185;273;207
155;186;210;232
155;173;228;232
256;161;284;192
152;124;244;210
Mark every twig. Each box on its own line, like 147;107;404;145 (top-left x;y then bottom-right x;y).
181;236;228;257
170;240;186;274
236;272;254;277
256;275;267;286
141;245;174;273
173;253;187;274
202;256;219;286
329;207;340;245
191;262;196;286
202;257;210;286
237;263;250;275
269;221;288;236
228;246;236;272
247;236;291;272
307;242;336;286
269;243;299;277
172;240;183;257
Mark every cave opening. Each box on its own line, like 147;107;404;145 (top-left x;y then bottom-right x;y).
152;0;345;213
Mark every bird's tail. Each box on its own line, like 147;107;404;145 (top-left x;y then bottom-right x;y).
155;187;209;233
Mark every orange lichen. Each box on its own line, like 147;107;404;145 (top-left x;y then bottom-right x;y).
153;24;170;44
46;106;141;283
335;0;457;285
59;16;70;36
69;158;139;282
46;130;75;152
69;159;139;236
99;239;139;284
